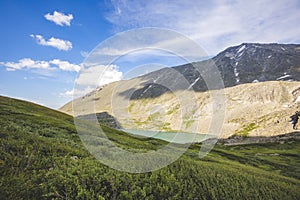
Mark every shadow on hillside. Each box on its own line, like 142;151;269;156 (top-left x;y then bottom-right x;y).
117;61;223;100
76;112;122;129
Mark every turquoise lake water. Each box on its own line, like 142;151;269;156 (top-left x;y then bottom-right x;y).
123;129;213;144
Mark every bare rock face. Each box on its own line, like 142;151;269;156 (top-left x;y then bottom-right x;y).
124;43;300;99
213;43;300;85
60;43;300;138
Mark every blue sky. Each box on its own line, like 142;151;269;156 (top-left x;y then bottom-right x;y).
0;0;300;108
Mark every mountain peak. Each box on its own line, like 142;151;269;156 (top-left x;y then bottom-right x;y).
212;43;300;86
217;42;300;57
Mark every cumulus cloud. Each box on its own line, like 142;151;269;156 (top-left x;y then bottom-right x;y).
0;58;51;71
59;88;75;98
44;11;73;26
0;58;81;72
62;89;75;97
107;0;300;55
50;59;81;72
60;65;124;98
75;65;123;86
30;34;72;51
59;86;95;98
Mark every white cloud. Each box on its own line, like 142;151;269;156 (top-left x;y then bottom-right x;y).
50;59;81;72
59;88;75;98
80;51;89;58
30;34;72;51
0;58;81;72
107;0;300;55
44;11;73;26
59;86;95;98
94;47;127;56
75;65;123;86
86;28;209;66
0;58;51;71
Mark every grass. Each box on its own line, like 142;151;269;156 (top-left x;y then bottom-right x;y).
234;122;259;136
128;102;135;113
184;119;195;129
0;95;299;199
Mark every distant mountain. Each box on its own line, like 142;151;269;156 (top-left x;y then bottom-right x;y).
130;43;300;99
213;43;300;85
60;43;300;138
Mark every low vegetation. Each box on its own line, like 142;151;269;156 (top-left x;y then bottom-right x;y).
234;122;259;136
0;96;299;199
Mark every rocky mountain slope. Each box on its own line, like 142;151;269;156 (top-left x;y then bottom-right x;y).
60;43;300;138
214;43;300;85
61;81;300;138
127;43;300;99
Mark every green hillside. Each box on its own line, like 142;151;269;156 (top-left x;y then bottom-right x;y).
0;95;299;199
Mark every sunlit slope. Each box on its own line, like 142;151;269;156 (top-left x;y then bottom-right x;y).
61;81;300;138
1;96;299;199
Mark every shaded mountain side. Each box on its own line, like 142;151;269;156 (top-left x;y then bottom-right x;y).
60;81;300;138
124;43;300;99
213;43;300;86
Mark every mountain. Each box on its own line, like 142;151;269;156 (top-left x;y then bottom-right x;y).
61;81;300;138
124;43;300;99
214;43;300;86
1;95;300;199
60;43;300;138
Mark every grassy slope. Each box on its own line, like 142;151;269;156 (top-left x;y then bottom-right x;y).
0;95;299;200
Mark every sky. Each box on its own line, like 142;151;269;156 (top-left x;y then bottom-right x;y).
0;0;300;109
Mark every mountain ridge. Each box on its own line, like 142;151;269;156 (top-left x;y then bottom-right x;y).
133;42;300;98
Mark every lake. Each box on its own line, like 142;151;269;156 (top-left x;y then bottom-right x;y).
123;129;213;144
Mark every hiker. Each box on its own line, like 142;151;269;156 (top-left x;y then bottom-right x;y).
290;111;299;130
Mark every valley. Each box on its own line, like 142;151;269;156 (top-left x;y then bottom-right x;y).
2;1;300;199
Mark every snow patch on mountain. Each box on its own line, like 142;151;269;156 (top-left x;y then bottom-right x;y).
188;77;200;89
142;84;153;94
277;75;291;80
225;52;235;59
237;45;246;53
